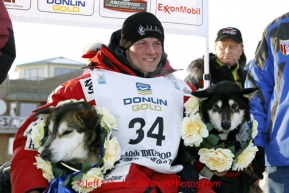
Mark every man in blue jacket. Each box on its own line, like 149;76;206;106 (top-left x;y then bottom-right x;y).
0;0;16;84
245;12;289;193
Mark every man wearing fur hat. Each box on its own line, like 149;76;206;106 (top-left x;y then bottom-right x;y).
185;27;264;193
11;12;217;193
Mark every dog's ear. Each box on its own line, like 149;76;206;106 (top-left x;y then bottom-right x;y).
191;90;209;102
242;87;259;101
33;107;54;119
190;85;216;101
76;110;100;132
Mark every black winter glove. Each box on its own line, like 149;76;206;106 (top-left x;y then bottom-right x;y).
177;162;198;193
210;175;230;193
244;146;265;180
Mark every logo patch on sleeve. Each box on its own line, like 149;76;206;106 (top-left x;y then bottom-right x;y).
280;39;289;56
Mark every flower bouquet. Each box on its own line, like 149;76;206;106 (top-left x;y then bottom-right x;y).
31;99;121;193
180;95;259;172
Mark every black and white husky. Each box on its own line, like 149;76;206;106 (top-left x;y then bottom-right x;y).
191;81;258;142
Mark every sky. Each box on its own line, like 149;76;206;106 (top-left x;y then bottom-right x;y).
8;0;289;80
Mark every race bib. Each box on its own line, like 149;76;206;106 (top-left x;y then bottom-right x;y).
91;69;191;174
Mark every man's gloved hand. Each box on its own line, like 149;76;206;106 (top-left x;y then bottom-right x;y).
244;146;265;180
210;175;230;193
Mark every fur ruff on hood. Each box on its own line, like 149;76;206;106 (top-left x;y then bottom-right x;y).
82;42;103;59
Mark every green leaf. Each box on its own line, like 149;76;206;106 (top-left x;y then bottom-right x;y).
40;136;48;147
205;123;214;132
100;133;107;145
227;146;235;154
199;112;203;119
203;134;219;147
72;172;83;181
241;141;249;150
246;129;253;140
82;102;90;108
53;167;66;178
63;175;71;186
82;161;91;173
201;139;210;149
234;142;250;158
234;150;242;158
215;142;225;149
97;158;104;167
192;146;201;152
44;125;48;134
98;114;103;120
40;125;49;146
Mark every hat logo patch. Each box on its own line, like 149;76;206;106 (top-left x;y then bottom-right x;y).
280;39;289;56
223;29;237;36
138;25;162;36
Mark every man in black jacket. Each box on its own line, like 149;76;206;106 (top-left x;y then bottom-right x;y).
185;27;246;90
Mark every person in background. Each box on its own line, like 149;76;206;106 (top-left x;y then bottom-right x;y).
185;27;246;90
184;27;265;193
0;0;16;84
10;12;216;193
245;12;289;193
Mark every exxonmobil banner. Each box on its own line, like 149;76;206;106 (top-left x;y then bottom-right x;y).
4;0;208;36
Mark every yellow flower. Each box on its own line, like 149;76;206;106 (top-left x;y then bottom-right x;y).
180;114;208;147
34;155;54;182
251;119;258;139
232;142;258;171
56;99;84;107
96;107;118;131
72;167;104;193
31;118;46;149
103;135;121;172
198;148;234;173
184;96;200;116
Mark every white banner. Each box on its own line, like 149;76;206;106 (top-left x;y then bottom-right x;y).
4;0;208;36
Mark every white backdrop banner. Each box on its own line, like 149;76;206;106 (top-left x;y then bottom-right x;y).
4;0;208;36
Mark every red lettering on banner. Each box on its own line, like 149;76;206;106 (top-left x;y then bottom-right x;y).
158;3;201;15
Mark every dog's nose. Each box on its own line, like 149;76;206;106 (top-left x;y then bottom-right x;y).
221;121;231;130
40;149;52;161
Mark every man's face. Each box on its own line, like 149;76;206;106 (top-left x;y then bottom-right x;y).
214;38;243;66
127;37;162;76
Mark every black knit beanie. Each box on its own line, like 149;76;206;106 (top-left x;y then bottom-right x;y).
119;12;164;50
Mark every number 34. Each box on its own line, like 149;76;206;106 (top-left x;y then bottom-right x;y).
128;117;165;146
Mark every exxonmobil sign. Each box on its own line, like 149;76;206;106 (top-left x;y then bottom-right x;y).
158;4;201;15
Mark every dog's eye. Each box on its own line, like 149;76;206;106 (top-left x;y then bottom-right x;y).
231;103;239;110
62;130;73;135
213;104;221;111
